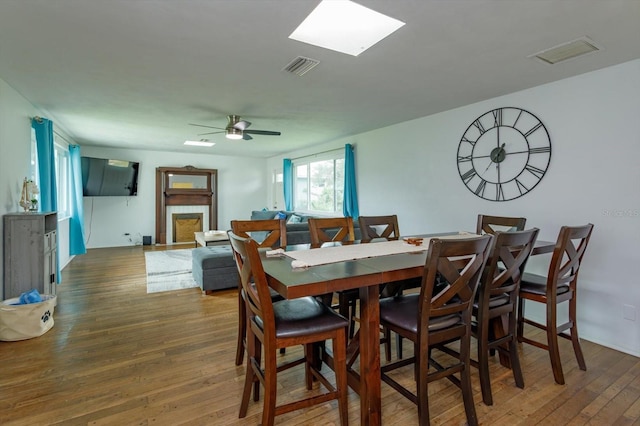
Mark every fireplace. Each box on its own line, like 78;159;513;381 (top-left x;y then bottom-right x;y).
155;166;218;244
172;213;203;243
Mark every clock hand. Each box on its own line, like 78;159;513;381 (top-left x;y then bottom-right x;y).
483;143;507;174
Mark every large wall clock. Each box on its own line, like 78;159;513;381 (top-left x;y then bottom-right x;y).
457;107;551;201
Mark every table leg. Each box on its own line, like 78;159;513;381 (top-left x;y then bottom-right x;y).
359;284;381;426
492;313;512;369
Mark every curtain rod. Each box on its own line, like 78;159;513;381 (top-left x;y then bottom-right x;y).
289;146;348;161
31;116;44;123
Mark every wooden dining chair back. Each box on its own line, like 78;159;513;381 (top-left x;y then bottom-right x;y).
472;227;539;405
228;231;349;426
476;214;526;235
517;223;594;385
230;219;287;366
358;215;400;242
308;217;355;248
379;235;493;426
230;219;287;249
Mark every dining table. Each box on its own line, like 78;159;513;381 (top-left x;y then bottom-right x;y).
260;233;555;426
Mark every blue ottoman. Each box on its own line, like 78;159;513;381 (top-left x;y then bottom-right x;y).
192;245;238;293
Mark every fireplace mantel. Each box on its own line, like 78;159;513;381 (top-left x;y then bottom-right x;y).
155;166;218;244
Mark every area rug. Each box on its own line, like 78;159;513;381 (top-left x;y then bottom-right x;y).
144;249;199;293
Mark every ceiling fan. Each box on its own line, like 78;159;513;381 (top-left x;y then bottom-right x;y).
189;115;281;140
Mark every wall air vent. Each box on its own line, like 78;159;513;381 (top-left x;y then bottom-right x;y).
529;36;601;65
283;56;320;76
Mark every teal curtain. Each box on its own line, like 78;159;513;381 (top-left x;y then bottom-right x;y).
68;145;86;255
283;158;293;211
32;117;60;283
32;118;58;212
343;144;359;219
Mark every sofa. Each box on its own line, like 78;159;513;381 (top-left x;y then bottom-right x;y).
192;210;361;294
249;210;361;245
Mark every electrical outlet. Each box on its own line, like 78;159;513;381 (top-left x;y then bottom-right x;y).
623;304;636;321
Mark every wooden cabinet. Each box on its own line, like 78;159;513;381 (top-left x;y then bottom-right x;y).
3;212;57;299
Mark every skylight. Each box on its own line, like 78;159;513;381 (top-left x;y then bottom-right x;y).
289;0;405;57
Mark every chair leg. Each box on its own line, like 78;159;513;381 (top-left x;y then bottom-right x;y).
509;336;525;389
333;329;349;426
383;327;392;362
508;311;525;389
235;291;246;366
546;303;565;385
349;298;357;339
396;333;403;359
478;319;493;406
261;345;278;426
239;328;258;418
569;295;587;371
253;337;262;402
304;343;314;390
516;297;525;342
416;343;431;426
460;328;478;426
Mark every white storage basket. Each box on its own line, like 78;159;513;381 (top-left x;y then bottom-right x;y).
0;294;56;341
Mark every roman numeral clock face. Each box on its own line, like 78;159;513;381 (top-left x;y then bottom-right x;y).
457;107;551;201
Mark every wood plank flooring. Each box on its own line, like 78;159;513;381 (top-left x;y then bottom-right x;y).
1;246;639;425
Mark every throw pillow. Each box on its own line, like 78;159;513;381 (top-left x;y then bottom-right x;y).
287;214;303;224
251;210;276;221
274;211;287;220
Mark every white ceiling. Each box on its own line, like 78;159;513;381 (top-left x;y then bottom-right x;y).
1;1;639;158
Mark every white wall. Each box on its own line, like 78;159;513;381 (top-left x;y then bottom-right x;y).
80;146;268;248
268;59;640;357
0;78;76;299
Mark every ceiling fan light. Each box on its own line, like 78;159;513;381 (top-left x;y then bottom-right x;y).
226;128;243;140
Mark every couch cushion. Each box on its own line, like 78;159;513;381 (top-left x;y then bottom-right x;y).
192;246;235;269
251;210;277;220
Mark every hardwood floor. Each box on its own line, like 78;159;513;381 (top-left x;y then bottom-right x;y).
1;246;639;425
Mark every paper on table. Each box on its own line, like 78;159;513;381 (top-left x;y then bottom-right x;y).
291;260;309;269
266;248;285;257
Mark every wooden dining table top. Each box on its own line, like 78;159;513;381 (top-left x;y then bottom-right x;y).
260;234;555;426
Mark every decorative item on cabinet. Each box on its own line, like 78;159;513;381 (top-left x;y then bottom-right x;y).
18;178;39;212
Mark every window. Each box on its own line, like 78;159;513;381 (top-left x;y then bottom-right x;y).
292;150;344;213
54;141;71;219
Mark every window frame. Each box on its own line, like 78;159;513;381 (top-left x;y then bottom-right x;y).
291;149;345;215
53;140;71;219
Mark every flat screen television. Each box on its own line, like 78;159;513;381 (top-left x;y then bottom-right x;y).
81;156;140;196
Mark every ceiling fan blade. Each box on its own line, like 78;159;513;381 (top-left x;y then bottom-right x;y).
197;130;225;136
244;129;281;136
233;120;251;131
189;123;225;130
242;133;253;141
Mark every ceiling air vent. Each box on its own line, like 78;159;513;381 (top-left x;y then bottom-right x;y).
283;56;320;76
529;36;601;65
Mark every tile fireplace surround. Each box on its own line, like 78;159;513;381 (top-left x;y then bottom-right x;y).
167;207;209;244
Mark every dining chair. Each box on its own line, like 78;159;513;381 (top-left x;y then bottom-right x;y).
308;216;356;248
230;219;287;366
472;227;539;405
358;214;420;361
517;223;594;385
307;217;358;337
228;231;349;426
379;234;493;426
358;214;401;243
476;214;526;235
